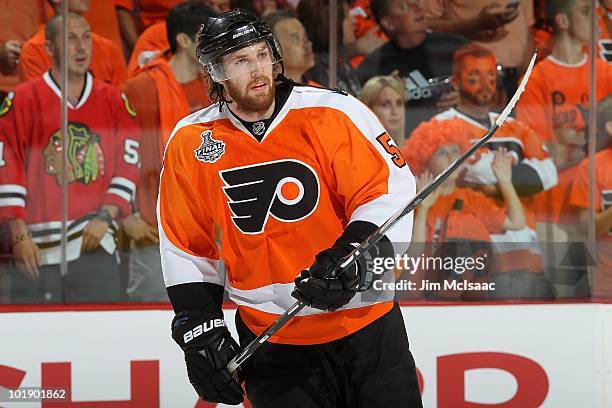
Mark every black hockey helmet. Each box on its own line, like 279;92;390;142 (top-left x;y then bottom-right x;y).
196;9;283;82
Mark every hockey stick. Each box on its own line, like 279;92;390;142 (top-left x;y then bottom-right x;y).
227;53;538;378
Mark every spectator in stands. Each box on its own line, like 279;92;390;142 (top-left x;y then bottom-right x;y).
264;11;315;83
20;0;128;86
344;0;388;68
128;0;231;76
298;0;362;96
0;0;43;98
570;97;612;299
435;43;558;298
404;119;530;299
516;0;612;245
360;75;406;145
357;0;469;134
423;0;535;96
120;3;215;301
0;13;140;303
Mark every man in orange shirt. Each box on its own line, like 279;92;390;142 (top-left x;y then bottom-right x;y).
128;0;231;75
20;0;128;86
517;0;612;242
569;97;612;299
120;2;215;301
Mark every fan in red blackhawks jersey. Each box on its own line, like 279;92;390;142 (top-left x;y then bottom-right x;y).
0;13;140;303
159;9;422;407
434;43;558;299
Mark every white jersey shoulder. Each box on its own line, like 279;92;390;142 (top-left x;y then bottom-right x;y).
291;86;387;137
162;103;227;159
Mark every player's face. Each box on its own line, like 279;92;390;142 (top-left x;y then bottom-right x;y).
371;86;405;140
428;144;462;180
200;0;231;14
221;43;276;113
456;55;497;107
568;0;593;43
382;0;427;37
274;18;314;74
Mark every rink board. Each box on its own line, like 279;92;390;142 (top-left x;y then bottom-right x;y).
0;303;610;408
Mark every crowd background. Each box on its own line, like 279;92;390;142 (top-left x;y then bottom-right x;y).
0;0;610;305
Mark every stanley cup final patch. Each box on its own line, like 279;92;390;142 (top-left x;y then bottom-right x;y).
195;130;226;163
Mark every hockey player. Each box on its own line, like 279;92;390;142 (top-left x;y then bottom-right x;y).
159;9;422;407
0;13;140;302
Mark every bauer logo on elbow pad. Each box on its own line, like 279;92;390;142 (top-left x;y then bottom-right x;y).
183;318;227;343
219;159;320;234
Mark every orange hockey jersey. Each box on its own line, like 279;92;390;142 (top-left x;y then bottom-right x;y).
158;85;416;345
435;108;558;273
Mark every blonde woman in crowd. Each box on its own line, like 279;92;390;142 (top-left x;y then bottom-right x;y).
360;75;407;146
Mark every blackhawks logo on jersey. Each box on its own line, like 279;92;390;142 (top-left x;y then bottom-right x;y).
0;92;14;117
43;122;106;185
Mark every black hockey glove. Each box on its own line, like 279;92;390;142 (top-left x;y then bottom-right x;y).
171;310;244;405
292;221;393;311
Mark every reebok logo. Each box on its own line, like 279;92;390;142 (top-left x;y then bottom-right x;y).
183;319;226;343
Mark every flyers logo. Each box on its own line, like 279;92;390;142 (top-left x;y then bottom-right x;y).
219;159;320;234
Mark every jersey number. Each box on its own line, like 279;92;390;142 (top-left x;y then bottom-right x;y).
124;139;139;165
0;142;5;167
376;133;406;168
